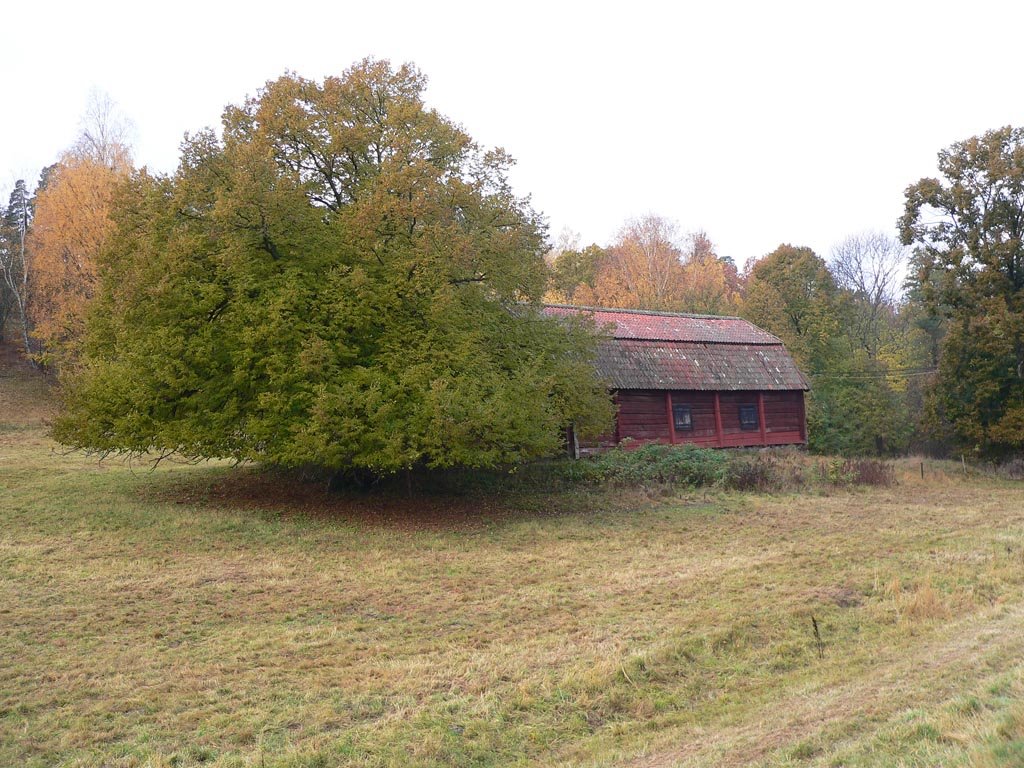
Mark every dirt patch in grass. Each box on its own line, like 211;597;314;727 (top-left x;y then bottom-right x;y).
149;464;641;533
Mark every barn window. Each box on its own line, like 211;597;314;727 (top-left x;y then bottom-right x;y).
739;404;759;430
672;404;693;431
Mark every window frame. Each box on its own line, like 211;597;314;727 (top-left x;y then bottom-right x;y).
672;403;693;432
739;403;759;431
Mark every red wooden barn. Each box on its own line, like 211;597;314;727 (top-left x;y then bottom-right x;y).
543;304;810;452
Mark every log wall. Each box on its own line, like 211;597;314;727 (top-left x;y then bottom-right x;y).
607;389;806;449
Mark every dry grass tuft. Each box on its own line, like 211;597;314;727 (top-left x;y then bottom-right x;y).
899;581;952;622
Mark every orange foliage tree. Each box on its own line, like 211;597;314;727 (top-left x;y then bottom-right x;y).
677;231;743;315
27;92;132;353
575;215;685;309
571;218;743;314
28;158;125;348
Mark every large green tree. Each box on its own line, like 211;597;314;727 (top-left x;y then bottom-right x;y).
899;126;1024;456
743;244;843;369
548;244;606;303
55;60;612;473
744;244;910;455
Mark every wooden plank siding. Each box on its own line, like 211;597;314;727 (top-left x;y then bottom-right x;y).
601;389;806;450
616;391;671;442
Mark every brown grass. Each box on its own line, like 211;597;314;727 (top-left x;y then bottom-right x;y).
0;342;54;429
897;580;952;622
3;349;1024;767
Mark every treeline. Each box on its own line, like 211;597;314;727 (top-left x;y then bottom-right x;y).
544;126;1024;461
1;61;1022;465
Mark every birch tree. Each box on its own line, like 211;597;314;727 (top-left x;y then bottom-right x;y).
0;180;33;355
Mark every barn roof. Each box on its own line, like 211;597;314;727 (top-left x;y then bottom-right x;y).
542;304;810;391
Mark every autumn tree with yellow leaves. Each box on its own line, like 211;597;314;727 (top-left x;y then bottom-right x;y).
556;216;742;315
678;230;742;315
29;158;126;347
28;92;132;355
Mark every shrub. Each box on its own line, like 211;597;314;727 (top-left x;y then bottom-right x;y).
994;457;1024;480
558;446;897;492
810;457;895;488
816;458;853;486
725;454;785;492
841;458;896;487
581;443;728;487
722;449;810;492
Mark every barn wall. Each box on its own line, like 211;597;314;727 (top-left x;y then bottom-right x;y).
662;391;719;447
717;391;765;448
763;391;805;440
615;391;671;443
610;389;806;449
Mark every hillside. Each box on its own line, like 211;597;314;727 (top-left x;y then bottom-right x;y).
2;351;1024;767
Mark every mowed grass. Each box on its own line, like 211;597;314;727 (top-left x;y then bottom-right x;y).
3;358;1024;767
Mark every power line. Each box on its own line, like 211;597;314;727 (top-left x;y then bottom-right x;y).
808;369;937;381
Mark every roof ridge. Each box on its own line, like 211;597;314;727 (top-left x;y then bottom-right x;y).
542;303;743;321
614;337;783;346
541;303;786;346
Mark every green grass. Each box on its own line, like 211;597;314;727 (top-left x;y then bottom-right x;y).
3;357;1024;766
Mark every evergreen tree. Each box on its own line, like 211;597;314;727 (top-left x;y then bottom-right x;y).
0;180;33;354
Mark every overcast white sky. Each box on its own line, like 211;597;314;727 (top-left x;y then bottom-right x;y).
3;0;1022;266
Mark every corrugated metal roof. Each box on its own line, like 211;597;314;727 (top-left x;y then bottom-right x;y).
542;304;782;345
594;339;809;391
542;304;809;391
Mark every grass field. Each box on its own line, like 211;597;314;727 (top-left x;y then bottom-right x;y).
3;349;1024;767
